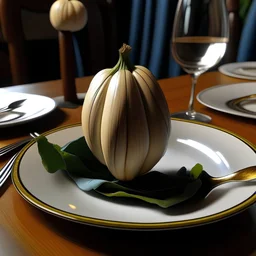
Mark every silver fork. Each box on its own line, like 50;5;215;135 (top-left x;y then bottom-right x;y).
0;138;32;157
0;132;40;188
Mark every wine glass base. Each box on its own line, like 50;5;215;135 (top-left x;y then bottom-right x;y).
170;111;212;123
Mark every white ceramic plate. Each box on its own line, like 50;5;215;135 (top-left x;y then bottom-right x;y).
0;92;56;128
197;82;256;119
219;62;256;80
12;121;256;230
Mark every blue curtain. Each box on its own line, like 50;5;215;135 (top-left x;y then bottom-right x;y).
236;0;256;61
128;0;181;79
73;34;85;77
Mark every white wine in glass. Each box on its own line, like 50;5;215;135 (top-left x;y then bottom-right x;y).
171;0;229;123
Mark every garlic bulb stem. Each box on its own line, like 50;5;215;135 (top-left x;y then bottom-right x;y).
110;44;135;74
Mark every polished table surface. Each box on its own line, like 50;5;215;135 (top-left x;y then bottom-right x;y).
0;71;255;256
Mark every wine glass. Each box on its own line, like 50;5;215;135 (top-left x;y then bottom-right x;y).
171;0;229;123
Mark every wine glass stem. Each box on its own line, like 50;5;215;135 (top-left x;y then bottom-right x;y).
187;73;198;117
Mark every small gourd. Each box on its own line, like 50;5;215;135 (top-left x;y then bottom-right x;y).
50;0;88;32
82;44;171;181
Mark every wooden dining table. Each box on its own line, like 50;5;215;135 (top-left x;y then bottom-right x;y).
0;71;255;256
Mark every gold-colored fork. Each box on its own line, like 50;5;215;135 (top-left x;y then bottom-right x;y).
197;166;256;198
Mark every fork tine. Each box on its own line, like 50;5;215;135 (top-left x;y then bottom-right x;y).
0;132;41;188
0;138;31;156
0;153;18;187
0;139;30;152
0;132;39;156
30;132;40;138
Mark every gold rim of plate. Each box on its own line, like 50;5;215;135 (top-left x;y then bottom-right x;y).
12;119;256;230
226;94;256;115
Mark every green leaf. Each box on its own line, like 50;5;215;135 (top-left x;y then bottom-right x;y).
35;135;204;208
97;179;202;208
36;136;66;173
36;136;115;179
62;137;114;180
58;150;93;177
68;169;202;208
190;163;203;179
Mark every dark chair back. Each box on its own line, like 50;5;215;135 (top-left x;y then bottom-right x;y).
0;0;121;85
0;0;54;85
223;0;243;63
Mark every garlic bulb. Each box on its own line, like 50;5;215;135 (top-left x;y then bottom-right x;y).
82;44;171;181
50;0;88;32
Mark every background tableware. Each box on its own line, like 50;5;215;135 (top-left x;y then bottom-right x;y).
227;94;256;115
219;62;256;80
0;99;26;113
12;121;256;230
171;0;229;123
0;92;56;128
197;82;256;119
